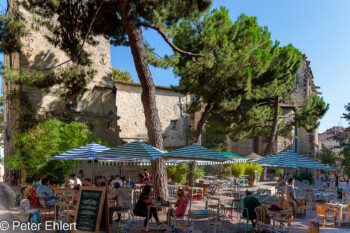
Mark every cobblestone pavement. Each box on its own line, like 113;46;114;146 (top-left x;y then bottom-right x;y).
2;182;350;232
0;183;33;233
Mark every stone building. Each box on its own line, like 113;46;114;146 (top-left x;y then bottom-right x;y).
229;55;323;160
2;4;191;182
115;81;191;150
318;126;348;155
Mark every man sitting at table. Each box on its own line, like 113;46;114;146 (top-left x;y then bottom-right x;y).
243;190;261;228
36;178;58;207
109;183;131;223
68;174;82;188
83;178;92;187
110;175;123;186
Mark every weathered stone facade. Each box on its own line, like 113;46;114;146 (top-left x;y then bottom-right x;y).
115;81;192;150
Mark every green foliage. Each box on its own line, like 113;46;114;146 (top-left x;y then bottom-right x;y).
167;163;187;184
202;124;227;152
245;163;263;179
336;103;350;176
274;168;284;177
5;118;99;183
194;167;205;179
231;163;246;178
0;10;28;53
294;171;314;185
0;95;3;146
22;0;211;66
318;145;338;168
2;66;95;98
173;9;273;114
112;68;134;82
294;94;329;132
209;44;302;142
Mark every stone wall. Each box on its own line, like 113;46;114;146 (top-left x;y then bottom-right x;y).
115;81;192;149
14;7;119;146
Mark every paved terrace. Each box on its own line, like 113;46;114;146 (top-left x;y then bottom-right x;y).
1;181;350;233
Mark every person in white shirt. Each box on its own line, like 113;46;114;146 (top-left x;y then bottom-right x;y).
110;175;123;187
68;174;82;188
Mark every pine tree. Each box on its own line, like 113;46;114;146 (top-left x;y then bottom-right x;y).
21;0;212;199
173;8;273;144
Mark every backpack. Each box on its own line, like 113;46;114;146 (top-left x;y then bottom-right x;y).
20;199;31;213
28;209;40;226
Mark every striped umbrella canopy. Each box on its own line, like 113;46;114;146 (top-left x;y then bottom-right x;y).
49;142;110;160
252;150;335;171
162;143;229;162
93;140;164;162
98;160;184;166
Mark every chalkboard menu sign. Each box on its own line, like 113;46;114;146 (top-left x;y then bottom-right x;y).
73;187;109;233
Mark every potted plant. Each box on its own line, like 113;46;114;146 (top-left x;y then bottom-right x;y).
245;163;263;186
274;168;284;181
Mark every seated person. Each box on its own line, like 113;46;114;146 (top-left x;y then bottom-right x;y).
83;178;92;187
100;182;112;195
33;177;42;189
277;175;283;185
36;178;58;206
68;174;82;188
138;174;145;184
166;189;188;225
109;183;131;223
242;190;261;228
64;177;70;187
167;175;172;184
133;185;163;232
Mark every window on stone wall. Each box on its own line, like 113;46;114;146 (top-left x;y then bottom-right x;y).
170;120;178;129
88;123;94;131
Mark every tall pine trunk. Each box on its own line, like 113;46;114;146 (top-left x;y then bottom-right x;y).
195;101;215;144
116;0;168;200
264;96;280;156
189;101;215;186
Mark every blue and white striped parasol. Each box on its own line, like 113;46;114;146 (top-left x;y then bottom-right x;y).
252;150;335;170
94;140;164;162
49;142;110;160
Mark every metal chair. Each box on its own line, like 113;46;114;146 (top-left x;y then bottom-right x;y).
236;200;254;233
38;197;55;221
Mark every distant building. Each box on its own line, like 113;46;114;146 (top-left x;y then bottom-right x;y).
318;126;348;155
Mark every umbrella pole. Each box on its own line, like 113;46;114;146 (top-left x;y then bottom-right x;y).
74;160;76;174
189;161;195;212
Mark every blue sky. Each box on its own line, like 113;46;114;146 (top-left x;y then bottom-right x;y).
1;0;350;132
112;0;350;133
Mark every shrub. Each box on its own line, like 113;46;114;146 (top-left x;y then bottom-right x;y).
194;167;205;179
295;171;314;184
245;163;264;180
231;163;246;178
167;163;187;184
275;168;284;177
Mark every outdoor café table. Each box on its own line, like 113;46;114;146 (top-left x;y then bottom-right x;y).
54;201;77;222
146;202;172;231
207;195;235;214
325;203;349;227
189;209;218;232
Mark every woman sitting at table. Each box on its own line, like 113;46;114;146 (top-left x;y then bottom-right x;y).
166;189;188;225
133;185;163;232
243;190;261;228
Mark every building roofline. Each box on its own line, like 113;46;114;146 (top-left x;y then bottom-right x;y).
114;80;175;91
